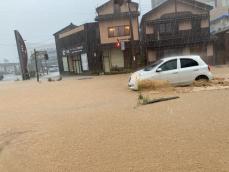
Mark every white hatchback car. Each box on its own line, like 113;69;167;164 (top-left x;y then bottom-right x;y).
129;55;213;90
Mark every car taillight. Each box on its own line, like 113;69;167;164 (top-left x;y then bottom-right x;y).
208;65;211;71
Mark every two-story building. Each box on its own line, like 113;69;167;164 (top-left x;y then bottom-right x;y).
211;0;229;33
141;0;214;65
54;22;102;75
95;0;141;73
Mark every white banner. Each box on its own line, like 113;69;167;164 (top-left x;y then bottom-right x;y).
62;57;69;72
81;53;89;71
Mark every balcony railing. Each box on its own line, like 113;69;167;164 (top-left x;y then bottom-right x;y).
143;28;210;48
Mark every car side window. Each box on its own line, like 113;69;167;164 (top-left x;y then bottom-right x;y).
159;59;177;71
181;58;199;68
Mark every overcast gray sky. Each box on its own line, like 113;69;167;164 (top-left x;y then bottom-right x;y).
0;0;151;63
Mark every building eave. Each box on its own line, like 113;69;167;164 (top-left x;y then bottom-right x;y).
95;11;140;21
53;23;76;36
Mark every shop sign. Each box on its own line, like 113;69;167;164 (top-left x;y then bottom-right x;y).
62;46;84;55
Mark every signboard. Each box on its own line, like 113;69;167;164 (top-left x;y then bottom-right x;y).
62;46;83;56
31;51;48;60
81;53;89;71
14;30;30;80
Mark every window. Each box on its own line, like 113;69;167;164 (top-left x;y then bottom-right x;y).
159;23;173;33
166;23;172;33
124;26;130;35
108;25;130;37
118;26;126;36
181;58;199;68
159;59;177;71
160;24;166;33
144;59;163;71
108;28;115;37
192;20;201;32
179;20;192;31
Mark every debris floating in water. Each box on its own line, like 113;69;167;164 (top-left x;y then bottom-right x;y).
138;94;180;105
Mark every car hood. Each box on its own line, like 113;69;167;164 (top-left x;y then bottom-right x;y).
130;69;148;82
133;69;152;77
135;69;145;75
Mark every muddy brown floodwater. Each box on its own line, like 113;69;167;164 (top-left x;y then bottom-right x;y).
0;66;229;171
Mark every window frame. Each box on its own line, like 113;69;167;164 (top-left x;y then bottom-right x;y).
159;23;166;33
159;22;174;34
108;25;131;38
158;59;178;72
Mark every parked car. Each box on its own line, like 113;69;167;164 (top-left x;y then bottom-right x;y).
128;55;213;90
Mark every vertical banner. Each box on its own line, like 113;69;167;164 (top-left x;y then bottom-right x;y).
14;30;30;80
81;53;89;71
62;57;69;72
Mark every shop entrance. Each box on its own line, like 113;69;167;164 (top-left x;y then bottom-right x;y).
103;48;124;73
110;48;124;70
73;55;82;75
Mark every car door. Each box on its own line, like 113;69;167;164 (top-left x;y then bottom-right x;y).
156;59;179;84
179;58;199;84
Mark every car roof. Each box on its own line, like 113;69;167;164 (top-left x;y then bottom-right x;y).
162;55;201;61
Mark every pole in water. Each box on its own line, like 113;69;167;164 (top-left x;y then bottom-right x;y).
34;49;39;82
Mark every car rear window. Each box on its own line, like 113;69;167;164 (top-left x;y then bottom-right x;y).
181;58;199;68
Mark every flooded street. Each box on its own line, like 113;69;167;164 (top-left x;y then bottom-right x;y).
1;74;21;82
1;0;228;171
0;67;229;171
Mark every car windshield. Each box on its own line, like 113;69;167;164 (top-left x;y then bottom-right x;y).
143;60;163;71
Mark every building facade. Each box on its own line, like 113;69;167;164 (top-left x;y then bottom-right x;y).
142;0;214;65
95;0;141;73
209;0;229;65
54;22;102;75
212;29;229;64
210;0;229;33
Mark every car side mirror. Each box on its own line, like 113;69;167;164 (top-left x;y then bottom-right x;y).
156;68;162;73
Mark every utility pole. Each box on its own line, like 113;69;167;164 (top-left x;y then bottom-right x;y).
34;49;39;82
174;0;177;14
127;0;136;70
45;59;48;75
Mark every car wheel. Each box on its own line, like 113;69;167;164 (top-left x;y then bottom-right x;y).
195;75;209;82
